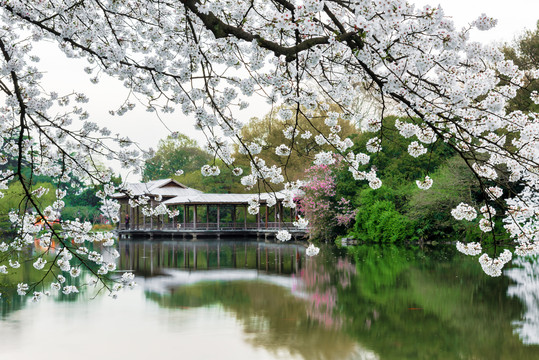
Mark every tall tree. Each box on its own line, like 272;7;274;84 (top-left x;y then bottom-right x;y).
143;133;211;181
502;21;539;113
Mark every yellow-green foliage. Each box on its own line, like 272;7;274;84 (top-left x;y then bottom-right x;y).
91;224;115;232
0;182;56;215
0;182;57;230
236;103;358;181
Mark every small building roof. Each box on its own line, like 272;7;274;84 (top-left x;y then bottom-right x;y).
113;178;290;206
112;178;203;199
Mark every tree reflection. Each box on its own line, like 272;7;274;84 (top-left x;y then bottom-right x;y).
118;240;303;276
2;239;520;360
340;245;539;359
1;240;120;317
506;256;539;345
147;281;366;360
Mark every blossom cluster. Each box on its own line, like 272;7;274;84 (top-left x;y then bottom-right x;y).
276;230;292;242
456;241;482;256
306;244;320;257
407;141;427;158
451;203;478;221
201;164;221;176
248;196;260;215
416;175;433;190
293;216;309;229
479;250;512;277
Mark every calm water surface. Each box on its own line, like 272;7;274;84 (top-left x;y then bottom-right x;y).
1;240;539;360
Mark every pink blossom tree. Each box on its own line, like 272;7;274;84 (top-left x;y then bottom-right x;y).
297;161;356;241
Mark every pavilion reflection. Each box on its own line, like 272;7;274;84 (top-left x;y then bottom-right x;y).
118;240;304;277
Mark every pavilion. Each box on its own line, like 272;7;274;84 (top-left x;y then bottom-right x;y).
112;179;305;239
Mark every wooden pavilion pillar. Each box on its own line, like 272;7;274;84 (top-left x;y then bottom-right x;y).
277;202;281;229
133;205;136;230
243;205;247;229
217;205;221;230
265;205;268;229
129;204;133;230
232;205;236;228
150;200;153;230
183;205;187;228
206;205;209;230
193;205;197;229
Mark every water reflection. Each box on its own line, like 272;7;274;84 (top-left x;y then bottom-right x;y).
119;240;368;360
2;240;539;360
118;240;303;275
506;256;539;345
344;245;539;360
117;240;306;298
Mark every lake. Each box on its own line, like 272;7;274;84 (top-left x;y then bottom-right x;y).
0;240;538;360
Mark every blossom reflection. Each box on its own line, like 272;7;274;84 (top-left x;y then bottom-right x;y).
506;256;539;345
294;254;356;329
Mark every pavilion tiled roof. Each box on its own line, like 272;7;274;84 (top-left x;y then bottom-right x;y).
112;178;203;198
113;178;291;205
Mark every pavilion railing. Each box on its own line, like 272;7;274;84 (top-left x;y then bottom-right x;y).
118;221;303;231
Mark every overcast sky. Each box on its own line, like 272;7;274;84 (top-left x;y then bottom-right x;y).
35;0;538;181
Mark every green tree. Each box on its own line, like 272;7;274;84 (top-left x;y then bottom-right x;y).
176;159;249;193
64;187;100;208
144;134;250;193
143;133;211;181
344;116;455;190
336;116;464;242
406;156;481;239
502;21;539;113
349;188;416;243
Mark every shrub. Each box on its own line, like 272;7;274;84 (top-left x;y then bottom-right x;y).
351;198;416;243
